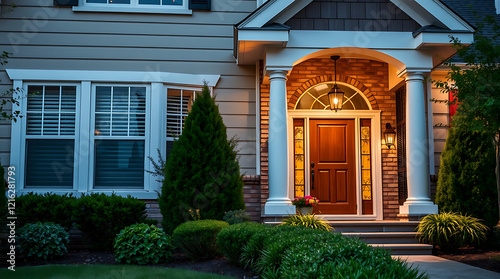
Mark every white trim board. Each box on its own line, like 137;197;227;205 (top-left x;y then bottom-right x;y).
6;70;220;87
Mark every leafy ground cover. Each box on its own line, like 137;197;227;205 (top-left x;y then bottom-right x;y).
0;264;237;279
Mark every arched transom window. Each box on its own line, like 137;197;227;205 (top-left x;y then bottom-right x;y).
294;82;371;110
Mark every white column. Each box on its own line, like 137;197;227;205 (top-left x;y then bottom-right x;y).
400;71;438;216
264;68;295;215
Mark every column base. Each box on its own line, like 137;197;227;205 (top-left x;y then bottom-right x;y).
399;201;438;217
264;200;295;216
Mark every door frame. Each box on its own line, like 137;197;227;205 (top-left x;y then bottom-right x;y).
287;110;383;220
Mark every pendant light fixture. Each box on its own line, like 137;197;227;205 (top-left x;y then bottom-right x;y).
328;55;345;112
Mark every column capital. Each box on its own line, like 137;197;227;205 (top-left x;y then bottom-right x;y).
397;68;431;80
266;66;293;79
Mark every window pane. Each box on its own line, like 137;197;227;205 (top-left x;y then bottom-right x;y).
130;87;146;113
27;86;43;111
87;0;107;2
112;113;128;136
139;0;160;4
109;0;130;3
25;139;74;188
61;86;77;111
162;0;182;5
96;86;111;112
113;87;129;112
60;113;76;135
95;113;111;136
43;113;60;135
26;113;42;135
129;114;145;136
94;140;144;189
44;86;60;111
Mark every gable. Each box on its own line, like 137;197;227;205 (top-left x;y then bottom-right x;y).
284;0;421;31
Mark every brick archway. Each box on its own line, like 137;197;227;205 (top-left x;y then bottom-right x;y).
288;75;379;110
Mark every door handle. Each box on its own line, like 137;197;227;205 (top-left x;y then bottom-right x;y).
311;162;315;190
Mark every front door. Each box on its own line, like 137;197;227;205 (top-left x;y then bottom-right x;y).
310;119;356;214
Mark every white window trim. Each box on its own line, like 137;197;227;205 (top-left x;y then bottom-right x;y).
73;0;192;15
8;70;219;199
89;83;151;192
16;82;81;191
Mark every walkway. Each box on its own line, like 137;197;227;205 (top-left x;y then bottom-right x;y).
395;255;499;279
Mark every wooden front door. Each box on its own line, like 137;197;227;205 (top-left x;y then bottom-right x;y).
310;119;356;214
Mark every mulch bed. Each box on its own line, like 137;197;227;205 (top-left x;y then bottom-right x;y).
1;249;257;279
435;247;500;273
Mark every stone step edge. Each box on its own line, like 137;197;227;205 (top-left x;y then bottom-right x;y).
342;232;420;237
370;243;433;249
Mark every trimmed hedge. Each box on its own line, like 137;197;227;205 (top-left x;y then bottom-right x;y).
217;222;264;264
173;220;229;260
234;225;428;279
73;193;149;250
16;192;76;229
114;223;174;265
18;222;70;260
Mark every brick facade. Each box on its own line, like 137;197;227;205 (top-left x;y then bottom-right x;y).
260;58;400;220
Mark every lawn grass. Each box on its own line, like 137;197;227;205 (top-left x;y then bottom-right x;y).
1;265;237;279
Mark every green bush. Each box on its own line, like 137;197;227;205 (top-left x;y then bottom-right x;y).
280;235;427;279
172;220;229;260
280;214;332;231
16;192;76;229
240;225;276;269
114;223;174;265
159;86;245;234
217;222;265;264
417;212;489;250
223;210;252;225
73;193;148;250
436;114;499;228
18;222;70;260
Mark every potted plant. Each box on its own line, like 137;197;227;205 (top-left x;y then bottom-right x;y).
292;196;319;215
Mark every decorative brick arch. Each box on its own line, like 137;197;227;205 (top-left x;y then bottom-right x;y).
288;74;379;110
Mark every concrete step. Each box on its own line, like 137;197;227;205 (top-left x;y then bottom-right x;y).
342;232;421;244
370;243;433;255
326;221;420;233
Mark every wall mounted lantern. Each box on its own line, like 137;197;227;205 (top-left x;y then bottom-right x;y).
384;123;396;149
328;55;344;112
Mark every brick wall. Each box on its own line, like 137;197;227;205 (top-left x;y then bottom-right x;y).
260;58;400;219
243;175;262;221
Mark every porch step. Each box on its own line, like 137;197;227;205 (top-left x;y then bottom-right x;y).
341;232;421;244
370;244;433;255
326;221;420;233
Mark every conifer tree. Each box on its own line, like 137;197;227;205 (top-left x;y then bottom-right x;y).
158;85;245;233
436;112;499;228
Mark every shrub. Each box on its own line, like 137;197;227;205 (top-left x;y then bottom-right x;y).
16;192;76;229
114;223;174;265
240;225;276;269
417;212;489;250
280;214;332;231
223;210;252;225
280;235;427;279
436;114;499;228
73;193;148;250
172;220;229;260
217;222;265;264
159;86;245;234
18;222;70;260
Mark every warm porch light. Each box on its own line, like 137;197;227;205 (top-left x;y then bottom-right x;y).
328;55;344;112
384;123;396;149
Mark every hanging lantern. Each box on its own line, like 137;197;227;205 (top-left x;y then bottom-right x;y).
328;55;344;112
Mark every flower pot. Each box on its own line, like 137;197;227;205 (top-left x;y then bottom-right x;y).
297;206;313;215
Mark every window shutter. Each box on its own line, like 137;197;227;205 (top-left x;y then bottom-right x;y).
189;0;211;10
54;0;79;6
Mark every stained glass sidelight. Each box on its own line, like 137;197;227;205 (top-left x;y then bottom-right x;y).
293;119;305;197
360;119;372;201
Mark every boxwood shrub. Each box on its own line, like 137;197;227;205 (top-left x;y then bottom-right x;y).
173;220;229;260
16;192;76;229
114;223;174;265
73;193;148;250
216;222;265;264
18;222;70;260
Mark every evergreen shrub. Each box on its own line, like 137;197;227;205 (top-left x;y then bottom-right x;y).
223;209;252;225
114;223;174;265
172;220;229;260
436;114;499;228
280;214;332;231
158;85;245;234
18;222;70;260
216;222;265;264
16;192;76;229
73;193;148;250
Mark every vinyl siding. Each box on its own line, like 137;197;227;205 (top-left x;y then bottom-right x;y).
0;0;258;175
430;72;450;177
